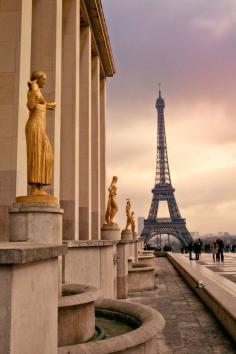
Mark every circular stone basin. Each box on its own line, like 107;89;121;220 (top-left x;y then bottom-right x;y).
58;297;165;354
132;262;149;268
128;263;155;293
95;308;140;339
86;310;139;343
58;284;100;347
138;255;155;266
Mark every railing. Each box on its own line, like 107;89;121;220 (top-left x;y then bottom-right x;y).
157;218;171;223
144;218;186;224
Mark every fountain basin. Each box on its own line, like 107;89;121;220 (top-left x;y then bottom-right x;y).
142;250;155;255
96;307;140;338
58;284;100;346
138;254;155;266
128;262;155;293
58;297;165;354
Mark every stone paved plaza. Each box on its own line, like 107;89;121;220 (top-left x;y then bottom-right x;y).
193;253;236;285
128;257;236;354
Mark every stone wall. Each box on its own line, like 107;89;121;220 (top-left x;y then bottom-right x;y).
63;240;117;298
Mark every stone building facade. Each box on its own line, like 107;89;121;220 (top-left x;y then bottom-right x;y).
0;3;161;352
0;0;115;241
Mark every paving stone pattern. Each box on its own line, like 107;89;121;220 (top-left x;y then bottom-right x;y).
128;257;236;354
195;253;236;284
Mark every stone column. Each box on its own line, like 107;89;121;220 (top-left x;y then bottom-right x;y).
91;56;101;240
0;0;32;241
60;0;80;240
31;0;62;199
79;26;91;240
100;77;106;226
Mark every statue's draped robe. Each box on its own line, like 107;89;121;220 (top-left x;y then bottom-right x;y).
25;85;53;185
131;215;135;233
105;184;117;223
125;203;131;229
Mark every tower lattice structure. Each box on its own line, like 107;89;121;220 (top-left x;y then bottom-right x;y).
141;90;192;246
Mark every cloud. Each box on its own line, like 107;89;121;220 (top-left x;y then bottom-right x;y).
167;102;236;146
184;200;236;234
103;0;236;234
177;165;236;208
193;15;236;38
191;3;236;38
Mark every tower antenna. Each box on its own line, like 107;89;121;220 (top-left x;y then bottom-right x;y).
158;82;161;97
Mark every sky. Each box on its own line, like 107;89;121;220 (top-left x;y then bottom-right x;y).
102;0;236;234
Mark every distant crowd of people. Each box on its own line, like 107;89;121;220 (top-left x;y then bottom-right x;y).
182;238;228;262
203;242;236;254
145;240;236;259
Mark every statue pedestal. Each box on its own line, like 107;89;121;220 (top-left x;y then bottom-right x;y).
121;229;133;241
9;196;64;244
101;223;120;241
133;232;138;241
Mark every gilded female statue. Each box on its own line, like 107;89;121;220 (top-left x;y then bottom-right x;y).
125;199;131;230
105;176;118;224
26;71;56;196
130;212;136;233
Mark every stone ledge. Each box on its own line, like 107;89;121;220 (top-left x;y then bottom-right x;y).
138;255;155;259
167;253;236;341
59;283;101;307
64;240;118;248
63;238;139;248
0;242;67;264
118;239;136;244
129;266;154;272
9;204;64;214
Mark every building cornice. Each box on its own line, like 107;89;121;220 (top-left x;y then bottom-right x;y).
83;0;116;77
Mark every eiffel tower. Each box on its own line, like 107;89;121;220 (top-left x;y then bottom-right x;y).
141;88;192;246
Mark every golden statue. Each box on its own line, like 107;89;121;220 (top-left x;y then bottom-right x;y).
130;212;136;233
26;71;56;196
125;199;131;230
105;176;118;224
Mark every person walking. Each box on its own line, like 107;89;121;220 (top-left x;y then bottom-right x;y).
194;239;200;260
198;238;203;255
211;241;217;262
216;238;224;262
188;241;193;260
